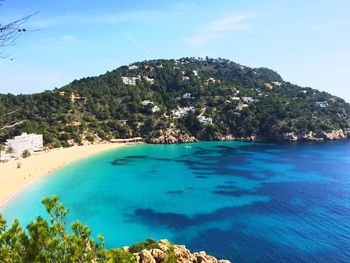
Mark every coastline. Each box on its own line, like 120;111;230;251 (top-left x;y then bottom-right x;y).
0;143;135;210
1;136;347;210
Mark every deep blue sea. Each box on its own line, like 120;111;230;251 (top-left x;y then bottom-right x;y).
2;141;350;263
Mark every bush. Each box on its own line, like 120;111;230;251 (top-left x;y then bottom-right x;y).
22;149;31;158
128;238;158;253
107;249;136;263
85;135;95;143
0;195;105;262
164;247;177;263
61;141;71;148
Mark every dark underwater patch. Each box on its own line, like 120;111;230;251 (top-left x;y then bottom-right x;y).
111;159;131;166
213;183;258;197
213;189;257;197
193;171;214;175
216;185;237;189
196;175;208;179
166;190;184;194
215;145;235;150
212;168;262;181
124;155;148;159
225;180;236;184
131;209;194;230
111;155;148;166
151;157;173;161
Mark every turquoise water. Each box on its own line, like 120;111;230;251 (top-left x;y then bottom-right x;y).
2;141;350;263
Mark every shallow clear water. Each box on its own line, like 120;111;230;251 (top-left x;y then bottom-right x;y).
2;141;350;263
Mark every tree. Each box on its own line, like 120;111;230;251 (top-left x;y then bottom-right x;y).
178;111;203;136
0;1;37;58
0;195;106;262
85;135;95;143
0;196;185;262
0;144;4;162
22;149;31;158
6;146;14;157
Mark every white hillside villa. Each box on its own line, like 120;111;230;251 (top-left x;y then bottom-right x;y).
6;133;43;157
142;100;154;106
198;116;213;125
172;107;195;118
316;101;329;108
242;97;255;103
121;76;140;86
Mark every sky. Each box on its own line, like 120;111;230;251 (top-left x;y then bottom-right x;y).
0;0;349;101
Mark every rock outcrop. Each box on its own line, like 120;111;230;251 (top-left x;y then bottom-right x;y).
132;240;231;263
148;129;197;144
282;129;348;142
147;127;349;144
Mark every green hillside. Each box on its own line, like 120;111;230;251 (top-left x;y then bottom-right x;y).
1;57;349;146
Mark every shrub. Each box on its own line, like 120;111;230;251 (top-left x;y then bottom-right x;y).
164;247;177;263
128;238;158;253
85;135;95;143
22;149;31;158
107;249;136;263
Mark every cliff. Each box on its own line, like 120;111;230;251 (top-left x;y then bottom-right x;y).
129;240;231;263
280;128;349;141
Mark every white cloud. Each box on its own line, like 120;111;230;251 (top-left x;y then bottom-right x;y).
183;14;257;46
206;15;253;32
62;35;77;42
122;30;151;55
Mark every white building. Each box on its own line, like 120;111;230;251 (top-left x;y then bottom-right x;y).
182;76;190;81
172;107;195;118
151;105;160;113
128;65;138;70
6;133;43;157
272;81;282;86
316;101;328;108
198;116;213;125
143;76;155;84
182;93;194;99
236;103;249;111
142;100;154;106
121;76;140;86
242;97;255;103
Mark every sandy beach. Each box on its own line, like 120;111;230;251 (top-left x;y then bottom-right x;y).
0;143;130;209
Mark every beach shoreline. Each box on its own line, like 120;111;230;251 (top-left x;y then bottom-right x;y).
0;143;135;210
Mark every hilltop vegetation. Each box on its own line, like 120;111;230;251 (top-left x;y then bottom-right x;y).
0;57;349;146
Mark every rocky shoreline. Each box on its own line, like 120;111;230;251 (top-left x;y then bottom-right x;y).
146;128;350;144
147;128;197;144
129;240;231;263
280;128;349;141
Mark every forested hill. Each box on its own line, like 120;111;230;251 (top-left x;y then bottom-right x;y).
1;57;350;146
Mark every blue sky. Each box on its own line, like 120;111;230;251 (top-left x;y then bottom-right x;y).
0;0;349;101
